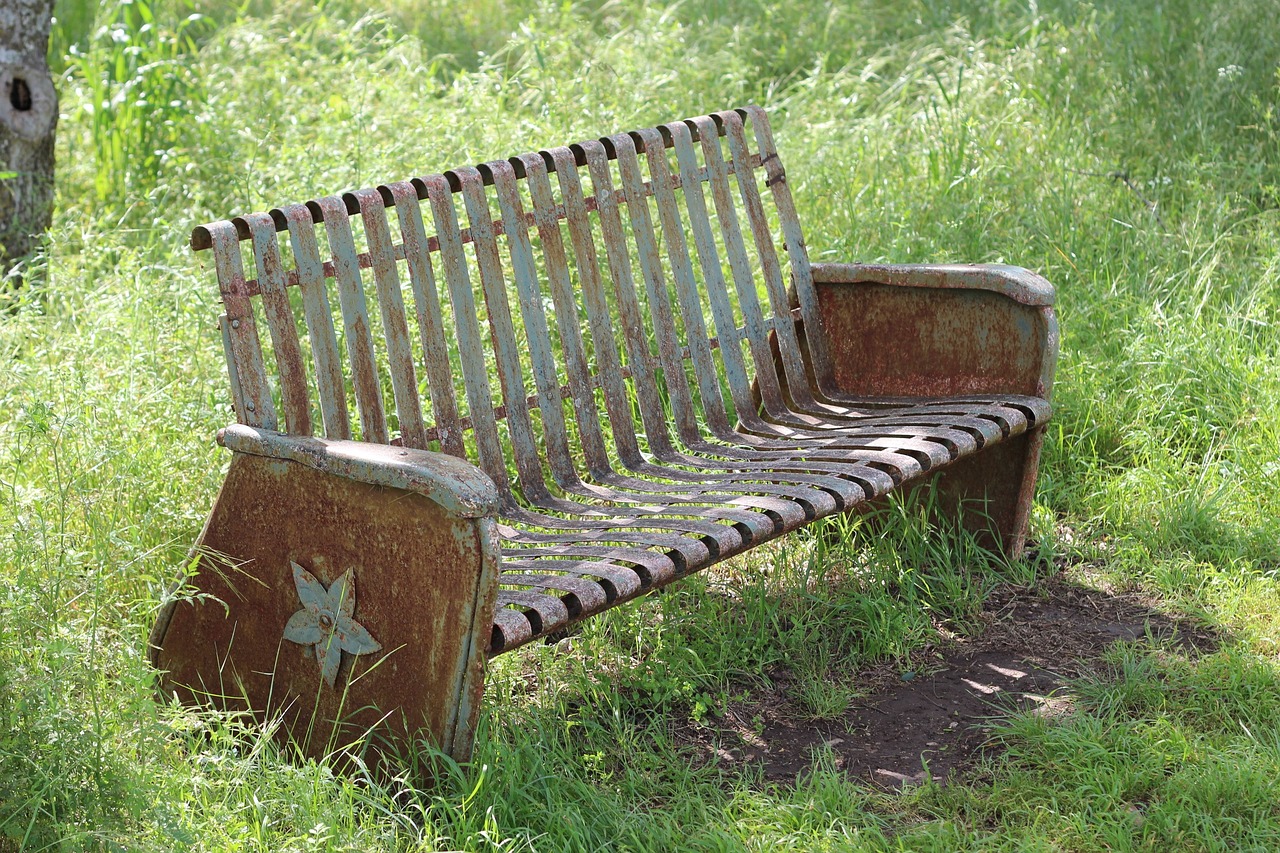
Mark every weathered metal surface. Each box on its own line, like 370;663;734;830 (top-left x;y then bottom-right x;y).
180;106;1060;754
276;203;350;440
812;263;1057;306
518;149;614;481
849;428;1045;558
237;212;312;435
151;452;498;764
486;161;579;485
348;188;428;449
421;172;511;490
218;424;499;518
456;166;548;497
450;516;501;762
719;110;827;416
207;221;275;429
812;278;1055;400
314;194;389;445
382;181;466;458
218;314;246;422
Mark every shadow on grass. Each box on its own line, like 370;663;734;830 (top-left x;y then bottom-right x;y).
672;570;1222;789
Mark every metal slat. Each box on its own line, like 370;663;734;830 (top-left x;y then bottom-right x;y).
517;152;614;481
580;141;678;458
275;204;350;440
454;167;548;498
510;562;645;601
501;547;674;587
207;221;276;429
491;606;535;649
348;188;428;449
200;162;770;299
716;109;825;414
310;195;388;444
239;213;313;436
547;146;645;469
664;122;759;424
740;105;837;403
528;143;886;513
690;114;791;421
464;220;858;535
609;132;704;446
500;572;610;613
218;314;247;421
637;128;736;439
485;161;580;488
419;173;510;489
495;590;571;631
496;522;712;570
383;181;467;458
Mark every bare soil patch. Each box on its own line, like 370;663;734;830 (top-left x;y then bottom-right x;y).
678;573;1217;788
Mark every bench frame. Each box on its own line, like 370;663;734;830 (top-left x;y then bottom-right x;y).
150;107;1057;767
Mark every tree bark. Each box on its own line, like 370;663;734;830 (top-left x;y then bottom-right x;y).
0;0;58;282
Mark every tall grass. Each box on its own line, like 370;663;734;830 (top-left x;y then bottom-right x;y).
2;0;1279;847
58;0;209;206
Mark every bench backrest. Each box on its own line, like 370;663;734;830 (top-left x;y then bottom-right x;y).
193;106;835;498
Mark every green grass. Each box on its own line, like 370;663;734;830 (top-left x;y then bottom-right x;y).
2;0;1279;848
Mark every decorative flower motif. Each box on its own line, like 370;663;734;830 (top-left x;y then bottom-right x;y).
282;562;382;687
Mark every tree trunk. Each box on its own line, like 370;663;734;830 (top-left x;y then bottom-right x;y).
0;0;58;283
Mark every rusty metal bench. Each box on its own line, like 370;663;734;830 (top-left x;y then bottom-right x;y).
150;106;1057;766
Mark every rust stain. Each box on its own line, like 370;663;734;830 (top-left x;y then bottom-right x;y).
152;453;493;768
814;281;1053;399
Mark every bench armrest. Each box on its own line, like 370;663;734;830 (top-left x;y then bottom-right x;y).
804;262;1059;400
811;263;1056;306
218;424;499;519
156;424;501;765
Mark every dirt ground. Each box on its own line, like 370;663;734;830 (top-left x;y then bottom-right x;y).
676;572;1217;788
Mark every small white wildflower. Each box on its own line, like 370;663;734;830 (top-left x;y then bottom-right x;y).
1217;64;1244;80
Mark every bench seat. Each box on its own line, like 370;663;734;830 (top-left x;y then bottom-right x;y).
152;105;1057;767
486;393;1049;652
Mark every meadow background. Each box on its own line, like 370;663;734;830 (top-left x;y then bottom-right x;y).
2;0;1279;848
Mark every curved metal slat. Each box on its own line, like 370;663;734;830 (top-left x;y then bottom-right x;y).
207;221;276;429
716;108;826;414
384;181;467;458
581;140;678;458
690;114;790;421
518;152;615;481
420;174;510;489
638;128;736;438
740;105;833;401
311;195;387;444
665;121;758;422
348;188;427;449
486;161;579;488
610;131;703;445
276;203;350;440
239;212;312;435
548;146;645;469
455;167;547;497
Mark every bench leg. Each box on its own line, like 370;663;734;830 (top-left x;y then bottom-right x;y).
920;426;1044;559
149;452;499;768
842;427;1044;560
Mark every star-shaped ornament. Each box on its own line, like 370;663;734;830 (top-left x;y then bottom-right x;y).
282;562;382;687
